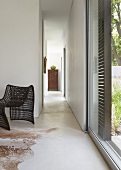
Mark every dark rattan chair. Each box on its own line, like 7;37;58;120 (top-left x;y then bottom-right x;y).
0;84;34;130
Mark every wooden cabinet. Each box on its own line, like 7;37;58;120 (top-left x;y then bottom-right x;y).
48;70;58;91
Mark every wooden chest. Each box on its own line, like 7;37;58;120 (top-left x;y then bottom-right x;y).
48;70;58;91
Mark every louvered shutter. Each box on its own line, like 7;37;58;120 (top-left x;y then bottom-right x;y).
98;0;111;140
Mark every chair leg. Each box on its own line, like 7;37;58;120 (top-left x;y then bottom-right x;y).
0;107;10;130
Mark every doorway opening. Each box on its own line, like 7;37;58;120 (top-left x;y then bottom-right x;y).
42;21;66;104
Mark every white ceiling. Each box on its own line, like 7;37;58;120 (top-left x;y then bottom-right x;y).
41;0;73;40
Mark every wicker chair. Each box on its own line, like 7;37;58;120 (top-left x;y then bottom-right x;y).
0;84;34;130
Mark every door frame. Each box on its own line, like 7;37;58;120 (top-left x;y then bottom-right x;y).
63;47;66;97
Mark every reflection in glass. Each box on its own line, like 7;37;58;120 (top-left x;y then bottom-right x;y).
111;0;121;156
88;0;98;135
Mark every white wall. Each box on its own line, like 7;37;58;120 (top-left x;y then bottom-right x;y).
39;0;43;115
63;0;86;131
0;0;43;117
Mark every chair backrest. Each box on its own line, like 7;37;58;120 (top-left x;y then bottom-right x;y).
3;84;29;102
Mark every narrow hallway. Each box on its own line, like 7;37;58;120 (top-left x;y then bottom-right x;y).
28;92;110;170
8;92;109;170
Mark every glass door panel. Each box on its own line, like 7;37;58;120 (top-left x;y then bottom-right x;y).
88;0;99;135
111;0;121;157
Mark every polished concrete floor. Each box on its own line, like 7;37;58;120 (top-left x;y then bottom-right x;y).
10;91;110;170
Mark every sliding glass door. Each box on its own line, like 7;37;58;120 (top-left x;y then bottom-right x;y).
88;0;111;140
88;0;121;169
